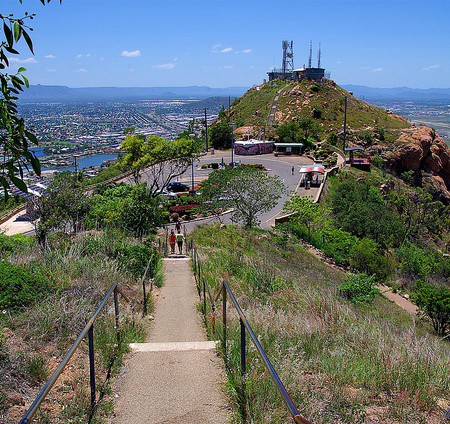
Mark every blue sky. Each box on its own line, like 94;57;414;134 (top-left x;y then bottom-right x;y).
3;0;450;88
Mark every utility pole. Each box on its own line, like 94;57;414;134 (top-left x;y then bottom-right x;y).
231;123;235;168
204;107;208;152
343;96;348;155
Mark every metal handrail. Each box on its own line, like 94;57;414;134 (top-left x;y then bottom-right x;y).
190;245;312;424
20;283;130;424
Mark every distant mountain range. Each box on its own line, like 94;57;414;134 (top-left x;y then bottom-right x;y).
18;85;249;102
342;85;450;102
16;84;450;103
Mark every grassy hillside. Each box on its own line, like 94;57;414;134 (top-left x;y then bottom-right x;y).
223;79;411;142
192;224;449;424
0;230;161;424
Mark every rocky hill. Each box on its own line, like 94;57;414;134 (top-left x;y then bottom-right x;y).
219;79;450;203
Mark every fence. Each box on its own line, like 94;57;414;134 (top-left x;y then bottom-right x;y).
19;284;130;424
189;242;312;424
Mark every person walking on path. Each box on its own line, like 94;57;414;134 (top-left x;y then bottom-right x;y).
292;165;295;175
176;231;185;255
175;221;181;233
169;229;176;254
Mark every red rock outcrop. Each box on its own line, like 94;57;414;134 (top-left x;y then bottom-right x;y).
385;126;450;203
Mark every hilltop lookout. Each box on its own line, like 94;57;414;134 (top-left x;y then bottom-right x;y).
268;40;327;82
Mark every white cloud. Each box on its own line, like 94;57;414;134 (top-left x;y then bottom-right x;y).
220;47;233;53
74;68;88;73
220;65;234;69
212;44;222;53
153;62;176;70
9;57;37;64
423;64;440;71
121;50;142;58
46;68;57;73
241;49;252;54
44;54;56;59
76;54;83;59
360;66;383;72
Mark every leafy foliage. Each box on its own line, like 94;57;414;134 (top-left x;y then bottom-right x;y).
337;273;380;305
35;172;91;246
200;166;286;228
209;121;232;149
88;183;166;238
275;121;302;144
414;281;450;337
0;260;50;310
331;176;405;249
120;134;201;192
0;1;62;196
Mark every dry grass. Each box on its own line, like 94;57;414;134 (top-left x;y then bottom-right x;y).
193;223;450;423
0;231;151;424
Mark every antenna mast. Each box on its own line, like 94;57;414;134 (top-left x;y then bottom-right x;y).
318;42;321;68
308;40;312;68
281;40;294;78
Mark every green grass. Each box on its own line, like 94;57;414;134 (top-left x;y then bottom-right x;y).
192;223;450;423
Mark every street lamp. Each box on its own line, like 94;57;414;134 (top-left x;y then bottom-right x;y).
230;122;235;168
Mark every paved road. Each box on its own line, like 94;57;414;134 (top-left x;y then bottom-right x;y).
113;257;230;424
157;151;316;230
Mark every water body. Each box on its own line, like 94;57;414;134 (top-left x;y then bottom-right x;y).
31;147;117;172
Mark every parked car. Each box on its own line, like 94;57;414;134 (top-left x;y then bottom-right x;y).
158;188;178;200
167;182;190;193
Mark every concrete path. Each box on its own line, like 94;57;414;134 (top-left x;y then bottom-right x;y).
113;257;230;424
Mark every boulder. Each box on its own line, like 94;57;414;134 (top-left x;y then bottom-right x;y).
387;126;450;203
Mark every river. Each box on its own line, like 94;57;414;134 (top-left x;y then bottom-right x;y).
31;147;118;172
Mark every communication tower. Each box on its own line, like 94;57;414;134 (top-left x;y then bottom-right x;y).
281;40;294;78
318;43;321;68
308;40;312;68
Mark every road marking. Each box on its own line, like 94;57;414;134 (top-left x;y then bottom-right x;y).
129;341;218;352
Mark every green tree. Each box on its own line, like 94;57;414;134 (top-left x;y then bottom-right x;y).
298;117;319;141
209;121;232;149
120;183;165;239
283;195;329;241
0;1;61;196
35;172;90;246
414;281;450;337
275;122;301;144
200;166;286;228
123;126;135;134
120;135;201;193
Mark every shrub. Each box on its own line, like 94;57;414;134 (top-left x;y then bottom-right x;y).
0;234;33;257
326;131;339;146
168;204;200;214
117;243;159;279
211;163;219;169
313;107;322;119
371;155;383;168
414;280;450;337
311;83;321;93
337;273;380;305
0;261;50;310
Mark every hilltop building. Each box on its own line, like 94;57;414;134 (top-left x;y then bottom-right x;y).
268;40;326;82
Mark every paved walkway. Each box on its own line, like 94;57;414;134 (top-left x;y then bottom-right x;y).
113;257;230;424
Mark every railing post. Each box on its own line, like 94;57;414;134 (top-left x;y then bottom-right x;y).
203;275;206;314
222;284;227;364
88;325;96;407
114;288;120;345
142;276;147;317
240;317;247;423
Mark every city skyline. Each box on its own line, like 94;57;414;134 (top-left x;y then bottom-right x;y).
3;0;450;89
